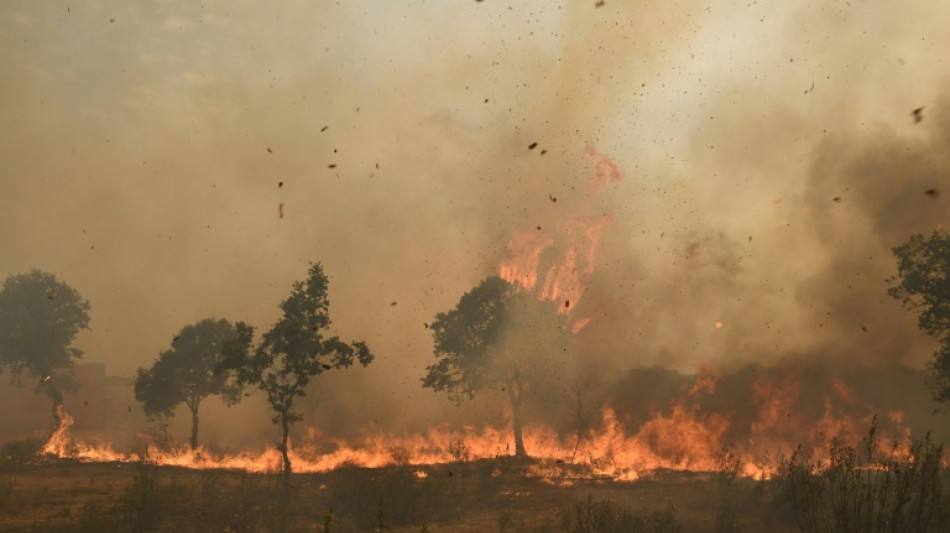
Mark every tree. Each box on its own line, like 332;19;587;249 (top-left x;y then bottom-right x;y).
0;269;91;427
134;318;249;450
565;364;605;462
422;276;569;457
887;231;950;406
222;263;373;482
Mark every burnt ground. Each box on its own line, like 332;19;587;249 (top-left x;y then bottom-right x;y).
0;456;801;532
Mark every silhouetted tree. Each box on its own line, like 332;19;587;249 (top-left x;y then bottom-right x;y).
566;364;605;462
134;318;249;449
221;263;373;483
0;269;91;427
422;276;569;457
888;231;950;406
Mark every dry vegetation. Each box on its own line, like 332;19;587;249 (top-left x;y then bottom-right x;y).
0;426;948;533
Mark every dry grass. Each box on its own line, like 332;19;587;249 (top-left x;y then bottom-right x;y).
0;457;792;533
0;430;945;533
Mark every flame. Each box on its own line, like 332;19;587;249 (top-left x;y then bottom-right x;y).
40;369;911;482
498;147;620;315
584;145;624;192
42;406;75;457
571;317;592;334
498;231;554;291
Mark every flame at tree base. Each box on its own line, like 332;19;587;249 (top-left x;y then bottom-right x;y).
39;401;911;482
39;405;731;479
37;369;922;482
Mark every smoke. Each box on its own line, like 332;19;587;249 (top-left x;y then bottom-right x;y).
562;1;950;373
1;0;949;446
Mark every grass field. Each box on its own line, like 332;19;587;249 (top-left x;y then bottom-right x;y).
1;428;947;533
0;456;781;532
0;453;806;533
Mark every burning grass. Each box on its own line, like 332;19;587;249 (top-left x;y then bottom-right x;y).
0;456;721;532
0;422;947;532
778;420;949;533
31;365;924;485
4;365;947;531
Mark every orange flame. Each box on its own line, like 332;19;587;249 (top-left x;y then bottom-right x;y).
498;147;620;318
42;406;75;457
498;231;554;291
40;369;911;482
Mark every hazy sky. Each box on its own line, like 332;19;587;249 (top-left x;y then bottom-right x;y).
2;0;949;430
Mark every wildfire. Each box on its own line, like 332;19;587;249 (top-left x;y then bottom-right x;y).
40;369;912;482
42;406;75;457
499;231;555;291
34;145;917;482
498;146;619;318
31;154;916;483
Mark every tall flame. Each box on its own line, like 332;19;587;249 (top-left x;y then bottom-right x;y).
42;406;74;457
498;147;621;319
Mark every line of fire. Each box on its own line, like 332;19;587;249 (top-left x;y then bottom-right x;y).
3;148;948;496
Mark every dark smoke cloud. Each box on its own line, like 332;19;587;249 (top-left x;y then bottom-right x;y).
796;103;950;365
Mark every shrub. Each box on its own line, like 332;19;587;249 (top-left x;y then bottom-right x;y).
714;445;743;533
0;477;18;514
778;417;948;533
561;494;680;533
118;461;183;532
0;437;44;469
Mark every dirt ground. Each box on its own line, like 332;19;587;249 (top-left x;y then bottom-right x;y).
0;457;801;532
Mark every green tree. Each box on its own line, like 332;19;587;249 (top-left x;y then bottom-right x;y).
134;318;250;449
0;269;91;427
888;231;950;405
222;263;373;482
422;276;569;457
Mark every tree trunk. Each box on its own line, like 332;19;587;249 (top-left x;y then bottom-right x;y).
506;382;526;457
189;401;200;450
49;386;64;429
570;386;587;462
279;412;292;485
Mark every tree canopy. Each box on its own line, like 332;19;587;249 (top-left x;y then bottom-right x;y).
888;231;950;406
422;276;569;456
423;276;512;403
134;318;249;449
0;269;90;426
222;262;373;481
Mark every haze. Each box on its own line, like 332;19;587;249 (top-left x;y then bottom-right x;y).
2;0;948;438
